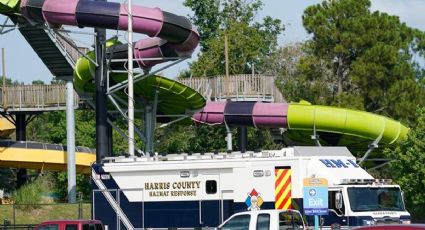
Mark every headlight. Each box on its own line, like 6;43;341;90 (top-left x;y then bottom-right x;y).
362;220;376;226
400;220;411;224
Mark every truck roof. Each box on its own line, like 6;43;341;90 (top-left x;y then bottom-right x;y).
293;146;353;157
233;209;302;215
101;146;353;164
38;220;102;225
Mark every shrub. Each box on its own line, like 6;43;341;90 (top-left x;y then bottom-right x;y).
12;174;54;210
12;181;42;210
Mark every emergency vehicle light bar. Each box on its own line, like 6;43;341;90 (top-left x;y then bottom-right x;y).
340;179;392;185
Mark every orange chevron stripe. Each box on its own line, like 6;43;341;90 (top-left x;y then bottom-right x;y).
275;178;291;206
275;171;291;197
275;169;292;210
276;169;291;193
276;185;291;209
278;177;291;207
282;197;292;209
275;185;287;207
275;169;286;187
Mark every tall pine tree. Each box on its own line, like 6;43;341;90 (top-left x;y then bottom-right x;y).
384;108;425;221
300;0;425;124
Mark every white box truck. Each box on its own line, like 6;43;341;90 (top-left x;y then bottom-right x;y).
91;146;410;230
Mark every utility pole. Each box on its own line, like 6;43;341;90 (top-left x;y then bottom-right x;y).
127;0;135;156
2;48;6;108
224;34;230;98
224;35;232;152
225;34;229;79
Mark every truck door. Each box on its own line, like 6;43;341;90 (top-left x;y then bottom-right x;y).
279;210;306;230
275;167;292;210
200;175;221;227
220;189;234;224
326;189;348;229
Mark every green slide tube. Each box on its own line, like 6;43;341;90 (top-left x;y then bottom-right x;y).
0;0;20;14
287;102;409;145
74;39;206;117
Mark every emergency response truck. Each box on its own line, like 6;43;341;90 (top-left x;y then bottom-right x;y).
91;146;410;230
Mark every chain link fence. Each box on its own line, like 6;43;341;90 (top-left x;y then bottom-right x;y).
0;203;91;229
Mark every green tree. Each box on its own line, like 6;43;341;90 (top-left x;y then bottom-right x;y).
183;0;220;51
0;76;12;86
301;0;425;123
384;108;425;221
0;168;15;194
31;80;44;85
53;172;90;202
155;125;281;154
28;110;96;147
184;0;283;76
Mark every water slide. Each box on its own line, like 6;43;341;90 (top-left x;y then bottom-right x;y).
193;101;409;147
0;118;15;138
0;0;205;172
0;140;95;173
18;0;199;63
0;118;95;173
13;0;206;115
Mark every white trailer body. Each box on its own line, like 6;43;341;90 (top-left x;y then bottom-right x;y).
91;146;410;230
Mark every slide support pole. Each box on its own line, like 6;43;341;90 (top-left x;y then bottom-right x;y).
65;76;76;203
237;126;247;153
95;0;108;162
127;0;135;156
225;124;232;152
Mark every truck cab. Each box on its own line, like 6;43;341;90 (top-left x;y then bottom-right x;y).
326;181;410;227
299;148;411;227
218;210;306;230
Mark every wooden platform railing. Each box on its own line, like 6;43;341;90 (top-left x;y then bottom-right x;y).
178;75;285;102
0;84;80;112
0;75;285;112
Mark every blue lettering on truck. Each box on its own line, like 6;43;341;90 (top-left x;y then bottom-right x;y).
319;159;359;168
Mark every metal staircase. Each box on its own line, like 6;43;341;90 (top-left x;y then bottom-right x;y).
17;23;87;77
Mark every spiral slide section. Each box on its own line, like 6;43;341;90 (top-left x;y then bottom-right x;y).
18;0;205;114
18;0;199;70
0;0;204;171
3;0;205;115
193;101;409;146
74;39;205;117
0;0;19;14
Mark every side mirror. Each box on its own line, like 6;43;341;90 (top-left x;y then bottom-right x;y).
320;217;326;227
335;192;343;209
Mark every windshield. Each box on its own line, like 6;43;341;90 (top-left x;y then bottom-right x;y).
347;187;405;212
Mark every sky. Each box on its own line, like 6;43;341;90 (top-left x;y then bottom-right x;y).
0;0;425;84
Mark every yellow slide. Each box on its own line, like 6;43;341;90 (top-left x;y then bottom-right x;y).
0;118;15;138
0;118;95;174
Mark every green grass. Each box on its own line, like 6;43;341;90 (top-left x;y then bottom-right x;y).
0;203;91;224
12;181;43;210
